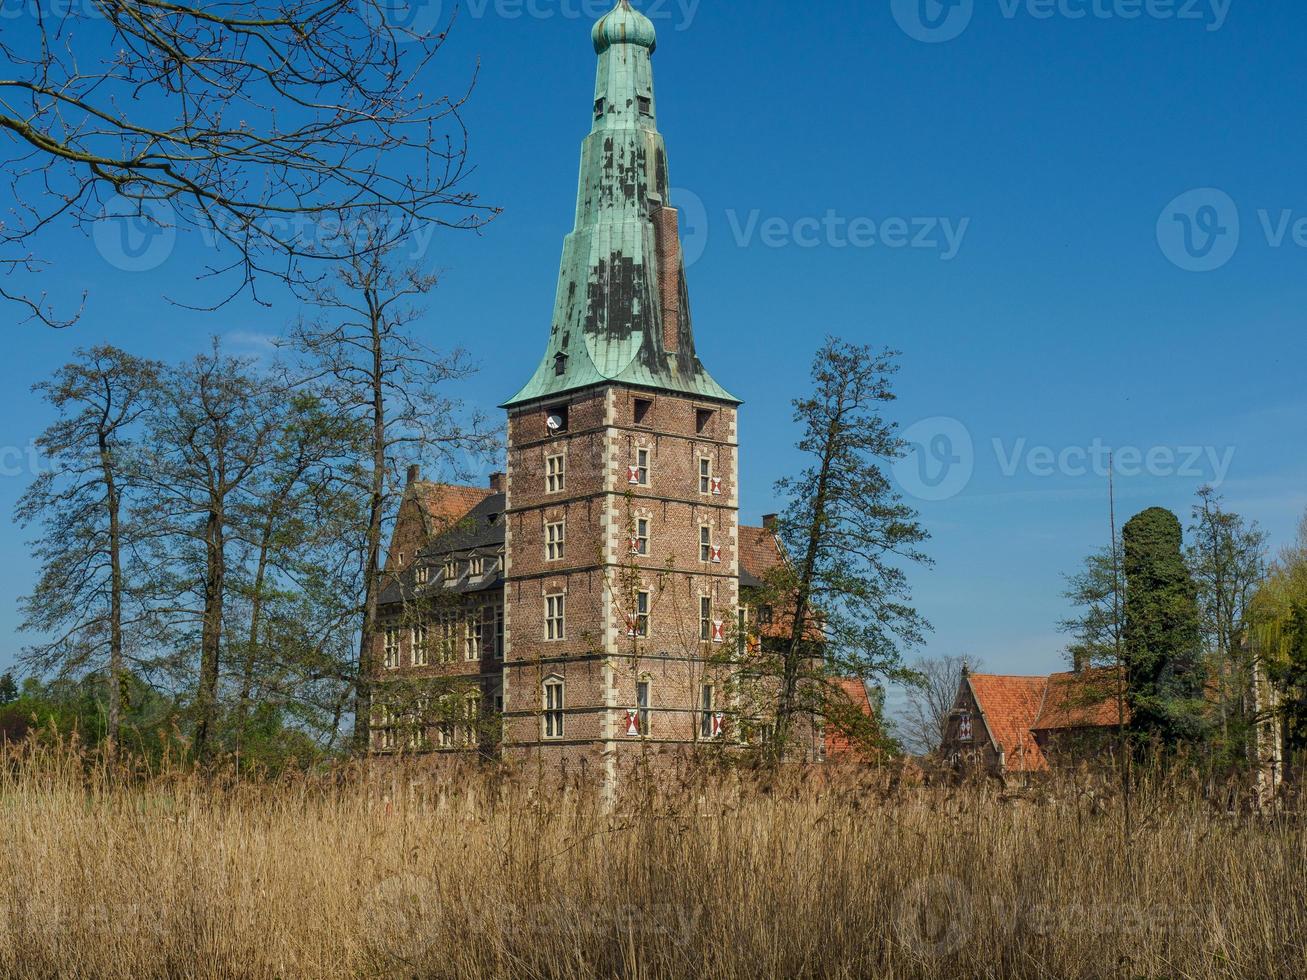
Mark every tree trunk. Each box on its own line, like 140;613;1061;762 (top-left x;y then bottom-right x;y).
352;298;386;754
99;427;123;766
194;507;226;760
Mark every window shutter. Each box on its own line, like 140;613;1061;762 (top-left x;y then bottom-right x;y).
626;710;641;737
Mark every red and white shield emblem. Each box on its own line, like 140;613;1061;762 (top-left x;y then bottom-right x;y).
709;546;722;564
712;712;724;738
711;620;725;644
629;537;641;555
626;710;641;737
710;477;723;496
627;465;640;485
624;616;638;638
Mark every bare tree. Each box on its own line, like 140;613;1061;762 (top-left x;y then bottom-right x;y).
0;1;497;324
897;654;978;757
290;234;495;752
16;346;161;761
139;343;285;759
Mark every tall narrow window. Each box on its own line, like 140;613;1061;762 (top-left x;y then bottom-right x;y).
443;559;457;580
699;596;712;641
636;679;652;736
545;594;566;641
631;518;649;556
489;604;505;660
468;556;485;577
412;625;430;667
699;684;715;739
634;590;650;638
628;448;649;486
700;526;713;563
415;565;430;585
384;627;401;670
699;457;712;494
466;611;483;661
463;691;480;746
634;397;652;425
637;95;652;116
546;521;565;561
439;613;459;663
696;408;714;434
543;678;565;738
546;454;565;493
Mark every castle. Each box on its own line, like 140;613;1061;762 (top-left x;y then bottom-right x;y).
369;2;875;775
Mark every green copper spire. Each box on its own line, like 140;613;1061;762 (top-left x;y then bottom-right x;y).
503;0;738;408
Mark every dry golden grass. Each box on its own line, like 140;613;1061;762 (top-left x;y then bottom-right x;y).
0;747;1303;979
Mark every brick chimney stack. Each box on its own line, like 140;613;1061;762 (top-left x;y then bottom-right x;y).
488;472;505;493
762;514;779;531
653;205;681;353
406;464;421;486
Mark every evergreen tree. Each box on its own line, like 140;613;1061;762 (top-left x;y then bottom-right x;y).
758;338;931;757
0;671;17;706
1123;507;1206;746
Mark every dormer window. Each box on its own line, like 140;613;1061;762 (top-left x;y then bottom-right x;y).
554;352;568;377
443;560;457;580
594;98;606;118
414;565;430;585
637;96;651;116
469;556;485;577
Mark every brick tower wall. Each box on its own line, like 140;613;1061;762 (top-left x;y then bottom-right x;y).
503;385;740;774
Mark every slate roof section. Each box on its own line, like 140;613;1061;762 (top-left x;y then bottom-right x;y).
502;1;737;408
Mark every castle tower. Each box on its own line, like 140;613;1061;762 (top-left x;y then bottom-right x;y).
501;1;741;775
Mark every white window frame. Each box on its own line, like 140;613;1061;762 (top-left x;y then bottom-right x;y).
699;684;716;740
699;457;712;495
465;611;483;661
438;612;459;663
543;677;565;739
546;521;565;561
443;559;457;580
545;594;566;641
468;556;485;578
699;596;712;642
462;691;480;746
546;453;565;493
383;627;401;670
631;517;649;556
415;565;430;585
489;604;505;660
699;525;713;563
634;590;650;638
634;448;650;486
636;677;652;737
412;625;430;667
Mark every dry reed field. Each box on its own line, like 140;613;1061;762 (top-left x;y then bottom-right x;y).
0;749;1303;980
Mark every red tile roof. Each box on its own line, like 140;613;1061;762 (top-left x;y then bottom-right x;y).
967;673;1050;773
412;482;493;533
1032;668;1127;732
738;524;786;581
824;678;879;761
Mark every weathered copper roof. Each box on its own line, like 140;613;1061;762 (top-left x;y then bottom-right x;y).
503;1;738;408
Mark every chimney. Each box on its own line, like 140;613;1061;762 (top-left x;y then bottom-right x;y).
652;205;681;353
406;464;421;486
762;514;779;532
488;472;505;493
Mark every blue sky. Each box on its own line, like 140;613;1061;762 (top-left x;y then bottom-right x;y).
1;0;1305;688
